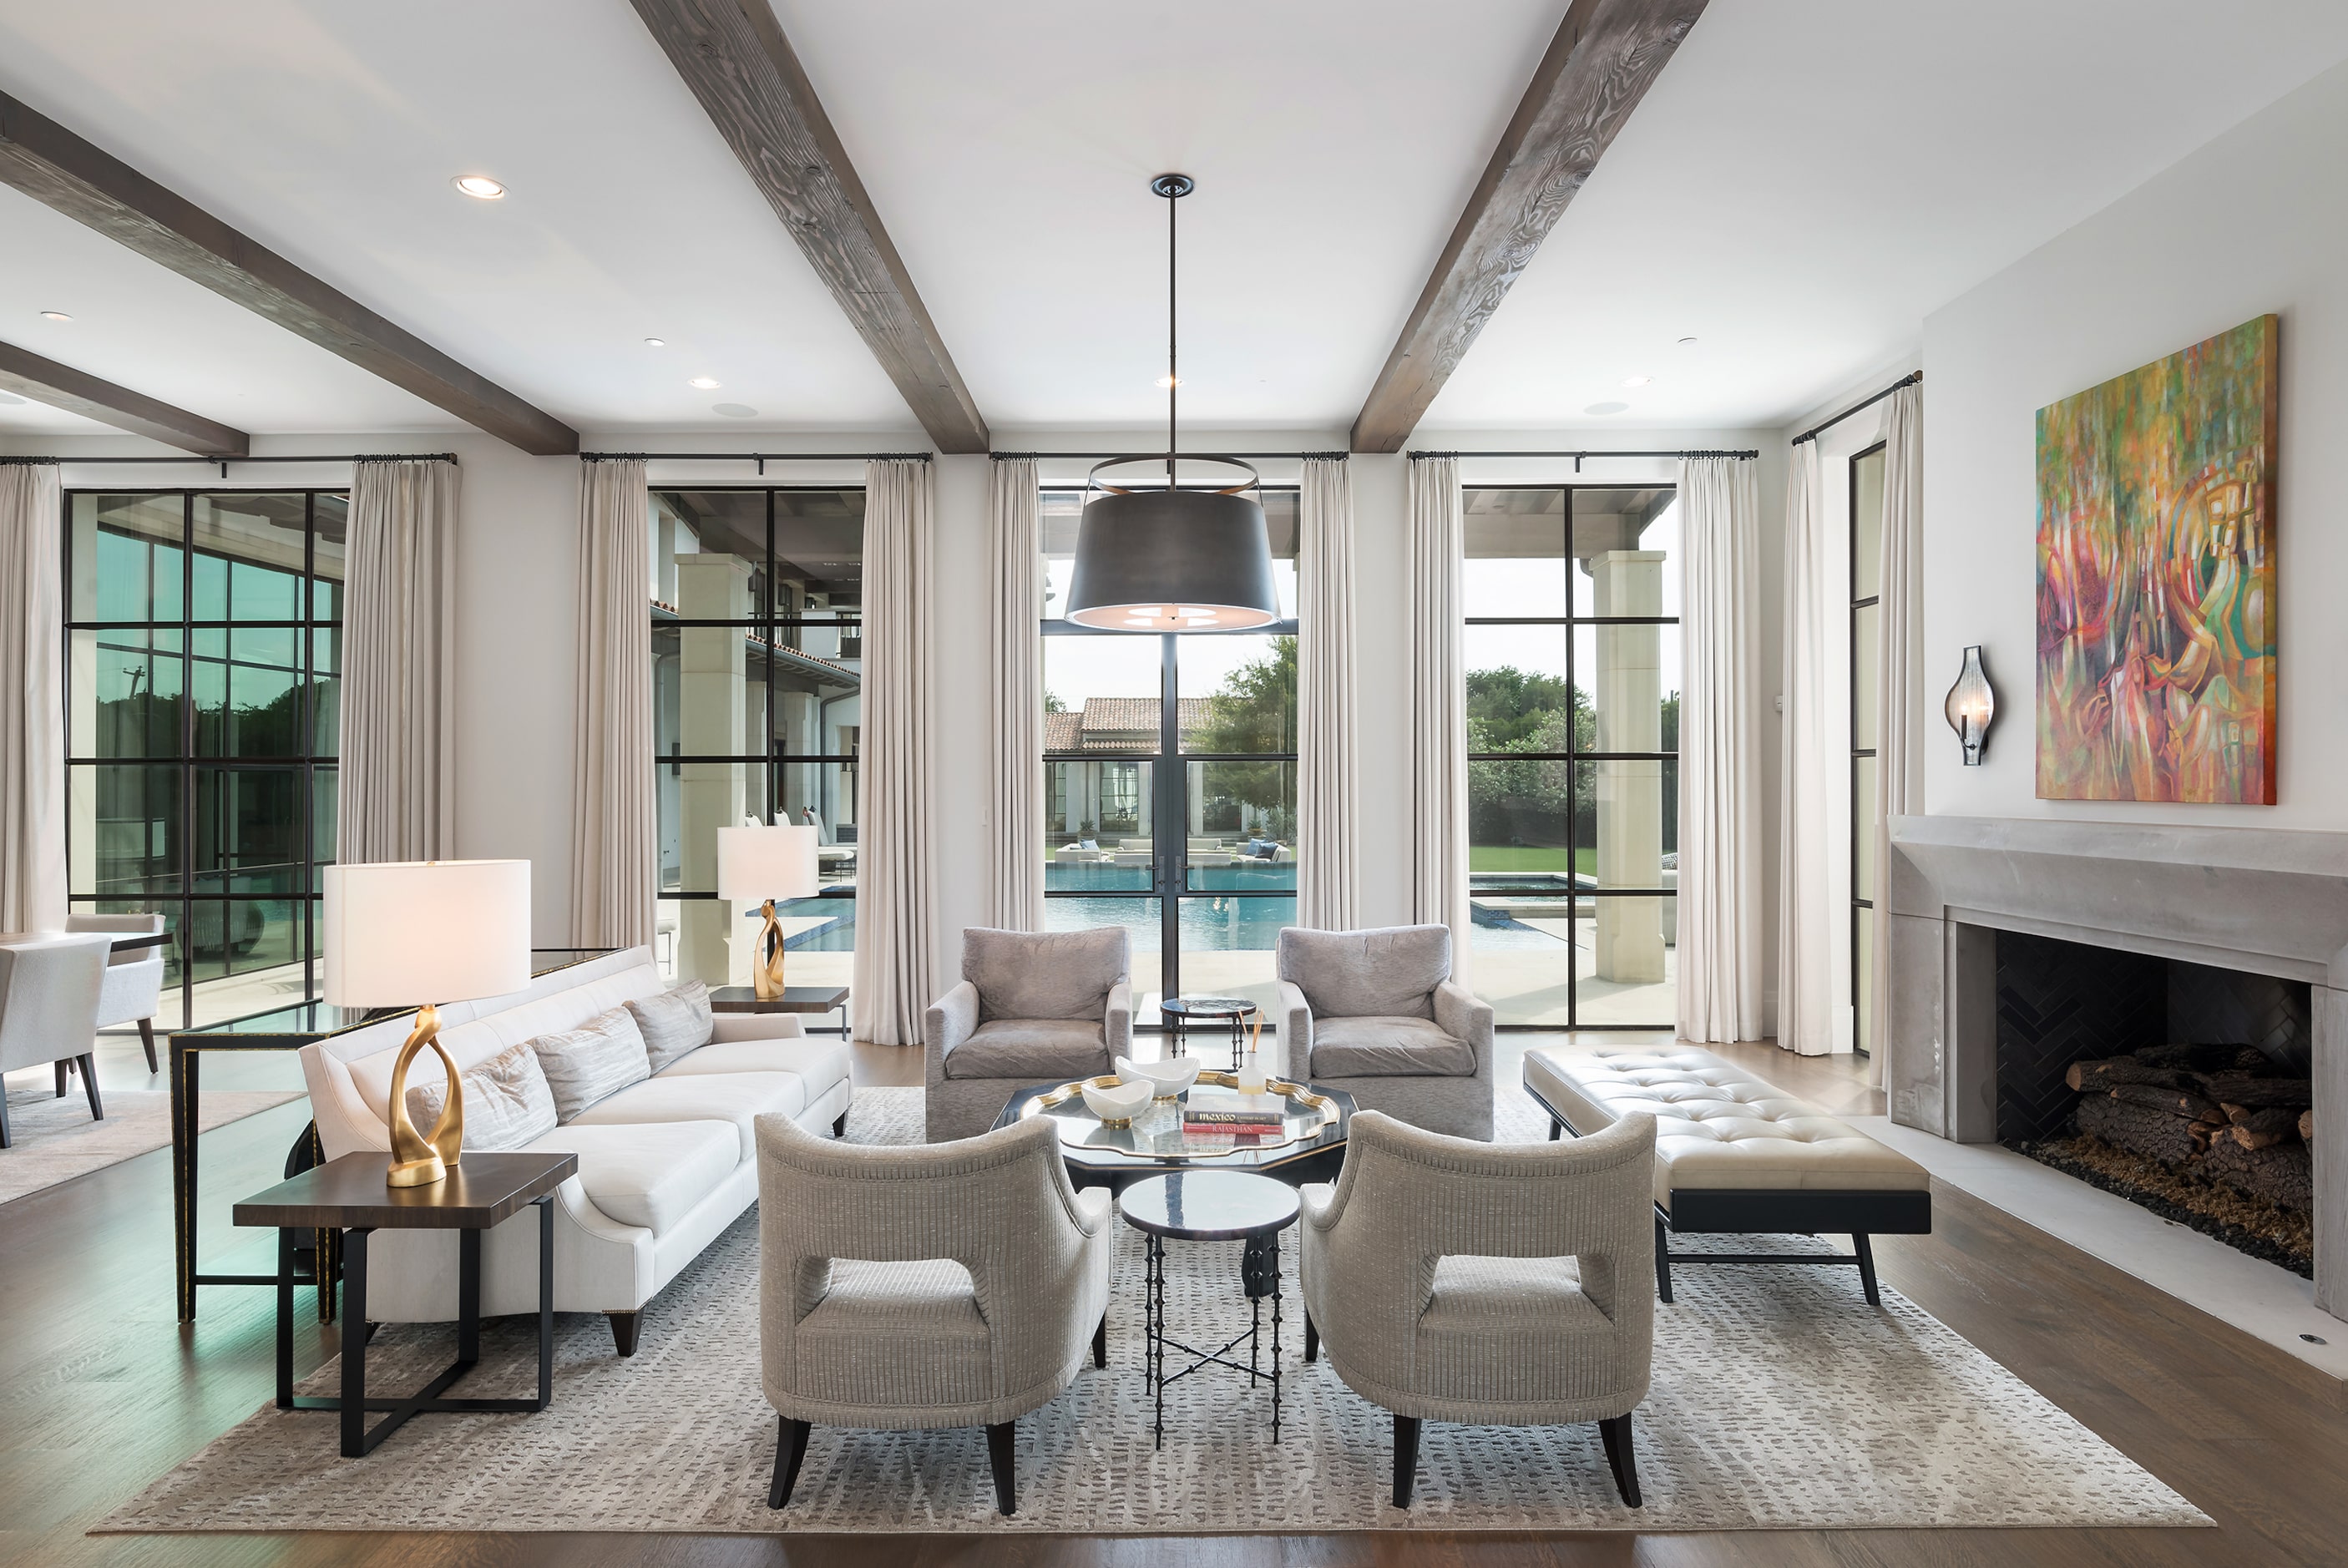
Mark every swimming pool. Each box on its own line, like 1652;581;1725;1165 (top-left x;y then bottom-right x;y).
1045;894;1298;952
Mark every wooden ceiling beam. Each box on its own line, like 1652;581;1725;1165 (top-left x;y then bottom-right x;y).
0;337;249;455
0;90;578;456
630;0;989;453
1349;0;1710;453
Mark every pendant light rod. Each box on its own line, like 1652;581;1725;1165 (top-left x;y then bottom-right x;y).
1152;172;1192;487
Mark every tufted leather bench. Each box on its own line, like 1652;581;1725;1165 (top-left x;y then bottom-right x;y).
1521;1046;1930;1306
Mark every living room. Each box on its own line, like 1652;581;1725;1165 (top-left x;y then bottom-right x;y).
1;1;2343;1563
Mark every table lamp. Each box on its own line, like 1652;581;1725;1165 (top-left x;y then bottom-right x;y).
716;824;821;999
324;860;532;1188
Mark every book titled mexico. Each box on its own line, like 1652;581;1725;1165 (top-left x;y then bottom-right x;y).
1182;1094;1288;1130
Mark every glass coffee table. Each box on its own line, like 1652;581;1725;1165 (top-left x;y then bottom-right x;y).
994;1072;1354;1194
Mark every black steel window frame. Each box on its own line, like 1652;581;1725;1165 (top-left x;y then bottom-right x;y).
1849;439;1887;1058
62;488;345;1029
654;484;862;908
1039;485;1299;1024
1465;482;1678;1031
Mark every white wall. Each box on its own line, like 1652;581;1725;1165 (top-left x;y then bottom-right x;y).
1920;56;2348;829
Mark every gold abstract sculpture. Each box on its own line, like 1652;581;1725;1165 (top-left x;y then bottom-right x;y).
383;1003;465;1187
751;898;788;1000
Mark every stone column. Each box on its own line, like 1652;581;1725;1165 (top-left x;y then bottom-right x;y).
1591;549;1666;982
676;554;752;986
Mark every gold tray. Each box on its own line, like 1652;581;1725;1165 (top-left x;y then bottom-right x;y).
1022;1070;1340;1161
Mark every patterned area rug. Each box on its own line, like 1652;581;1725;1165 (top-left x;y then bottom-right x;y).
99;1085;2209;1535
1;1085;304;1206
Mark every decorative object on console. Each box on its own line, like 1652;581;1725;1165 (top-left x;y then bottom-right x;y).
2036;314;2277;803
1079;1077;1153;1126
1063;173;1281;632
717;825;822;1000
1943;645;1996;765
322;859;532;1188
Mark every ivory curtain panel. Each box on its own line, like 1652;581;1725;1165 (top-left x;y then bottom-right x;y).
1296;454;1359;932
569;458;655;948
339;458;458;864
986;458;1044;931
1774;442;1839;1055
851;458;938;1046
1872;383;1925;1078
1404;457;1471;975
0;462;65;933
1676;456;1765;1045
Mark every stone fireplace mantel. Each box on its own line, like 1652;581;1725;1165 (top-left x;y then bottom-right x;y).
1886;812;2348;1315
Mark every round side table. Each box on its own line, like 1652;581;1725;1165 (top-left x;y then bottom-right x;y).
1159;995;1260;1071
1118;1170;1298;1447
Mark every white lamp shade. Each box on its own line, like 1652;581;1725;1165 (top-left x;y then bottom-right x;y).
323;860;533;1008
716;825;822;903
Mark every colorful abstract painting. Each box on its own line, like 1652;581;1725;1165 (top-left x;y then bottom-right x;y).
2036;316;2277;802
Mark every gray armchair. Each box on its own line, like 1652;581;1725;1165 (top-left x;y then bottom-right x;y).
1274;924;1495;1139
1301;1109;1657;1509
925;927;1132;1142
0;933;113;1147
756;1111;1115;1515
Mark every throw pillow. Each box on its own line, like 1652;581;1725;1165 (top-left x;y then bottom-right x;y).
626;980;713;1073
529;1006;652;1121
402;1039;559;1152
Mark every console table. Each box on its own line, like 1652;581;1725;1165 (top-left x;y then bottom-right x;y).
708;984;849;1036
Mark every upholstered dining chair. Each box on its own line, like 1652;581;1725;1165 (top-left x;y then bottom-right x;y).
0;933;114;1148
1274;925;1495;1139
64;913;167;1081
924;926;1131;1142
755;1111;1114;1515
1300;1109;1657;1509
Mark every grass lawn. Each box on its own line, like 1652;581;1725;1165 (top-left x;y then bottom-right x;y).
1470;846;1595;876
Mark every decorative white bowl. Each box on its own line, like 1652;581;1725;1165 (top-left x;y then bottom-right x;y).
1116;1055;1202;1099
1080;1078;1156;1125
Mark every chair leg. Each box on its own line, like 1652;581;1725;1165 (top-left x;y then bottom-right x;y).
1599;1413;1642;1507
1652;1215;1673;1304
832;1110;848;1138
607;1311;640;1357
0;1083;12;1147
139;1018;159;1075
1304;1313;1319;1363
1390;1413;1420;1508
1854;1232;1880;1306
1092;1311;1108;1368
986;1420;1017;1515
769;1416;811;1509
78;1056;104;1121
1548;1116;1563;1141
55;1060;70;1098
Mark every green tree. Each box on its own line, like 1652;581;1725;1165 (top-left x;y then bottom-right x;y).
1466;665;1574;748
1044;690;1067;714
1190;637;1297;824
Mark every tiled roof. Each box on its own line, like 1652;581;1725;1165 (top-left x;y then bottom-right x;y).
1045;697;1215;754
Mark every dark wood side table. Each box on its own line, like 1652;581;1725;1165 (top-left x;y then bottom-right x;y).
235;1150;576;1458
708;984;850;1036
1120;1170;1299;1448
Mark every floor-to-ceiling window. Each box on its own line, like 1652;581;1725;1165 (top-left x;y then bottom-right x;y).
1849;442;1887;1056
65;490;346;1030
1462;483;1679;1028
1039;487;1299;1020
652;487;861;993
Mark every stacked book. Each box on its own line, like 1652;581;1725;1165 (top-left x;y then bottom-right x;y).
1182;1092;1287;1140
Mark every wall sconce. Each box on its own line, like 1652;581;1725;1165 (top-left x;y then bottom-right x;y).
1945;645;1996;765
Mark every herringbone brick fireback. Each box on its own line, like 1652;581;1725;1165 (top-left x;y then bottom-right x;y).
1995;932;2163;1141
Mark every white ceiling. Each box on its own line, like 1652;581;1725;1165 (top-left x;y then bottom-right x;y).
3;1;2347;445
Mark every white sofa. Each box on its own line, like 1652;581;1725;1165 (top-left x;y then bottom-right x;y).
299;945;851;1355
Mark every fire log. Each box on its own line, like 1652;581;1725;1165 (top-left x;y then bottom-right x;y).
2198;1073;2312;1111
2302;1109;2316;1142
2077;1094;2204;1167
2203;1137;2315;1213
2108;1081;2224;1120
2067;1059;2195;1093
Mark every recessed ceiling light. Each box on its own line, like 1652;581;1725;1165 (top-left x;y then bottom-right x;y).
712;402;757;417
1584;401;1630;417
644;336;666;348
1622;375;1652;387
39;310;71;321
1676;336;1698;346
689;377;721;390
452;175;507;200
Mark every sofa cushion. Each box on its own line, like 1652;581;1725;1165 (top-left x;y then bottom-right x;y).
403;1039;559;1152
1308;1016;1476;1078
963;926;1126;1023
626;980;713;1072
1278;925;1449;1019
569;1070;805;1160
942;1018;1109;1081
659;1036;852;1106
530;1006;653;1121
792;1258;991;1410
520;1120;738;1235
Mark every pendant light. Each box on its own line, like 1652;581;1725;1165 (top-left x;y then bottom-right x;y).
1064;174;1281;631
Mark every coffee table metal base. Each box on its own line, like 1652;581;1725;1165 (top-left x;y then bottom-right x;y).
1141;1230;1283;1447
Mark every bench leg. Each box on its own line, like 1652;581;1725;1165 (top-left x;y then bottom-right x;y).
1652;1215;1673;1304
1853;1232;1880;1306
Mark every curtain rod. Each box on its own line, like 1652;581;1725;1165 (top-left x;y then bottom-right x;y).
1789;371;1921;446
991;450;1349;462
0;452;457;477
1406;448;1759;472
582;451;932;473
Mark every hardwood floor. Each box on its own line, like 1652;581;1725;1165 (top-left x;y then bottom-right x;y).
2;1034;2340;1565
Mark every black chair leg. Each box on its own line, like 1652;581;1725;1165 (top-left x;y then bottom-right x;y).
986;1420;1017;1515
1093;1311;1108;1368
769;1416;811;1509
1303;1313;1319;1363
607;1311;640;1357
832;1110;848;1138
1390;1413;1420;1508
54;1060;70;1097
1652;1215;1673;1304
0;1083;12;1147
78;1056;103;1120
1599;1413;1642;1507
139;1018;159;1075
1548;1116;1563;1141
1854;1232;1880;1306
